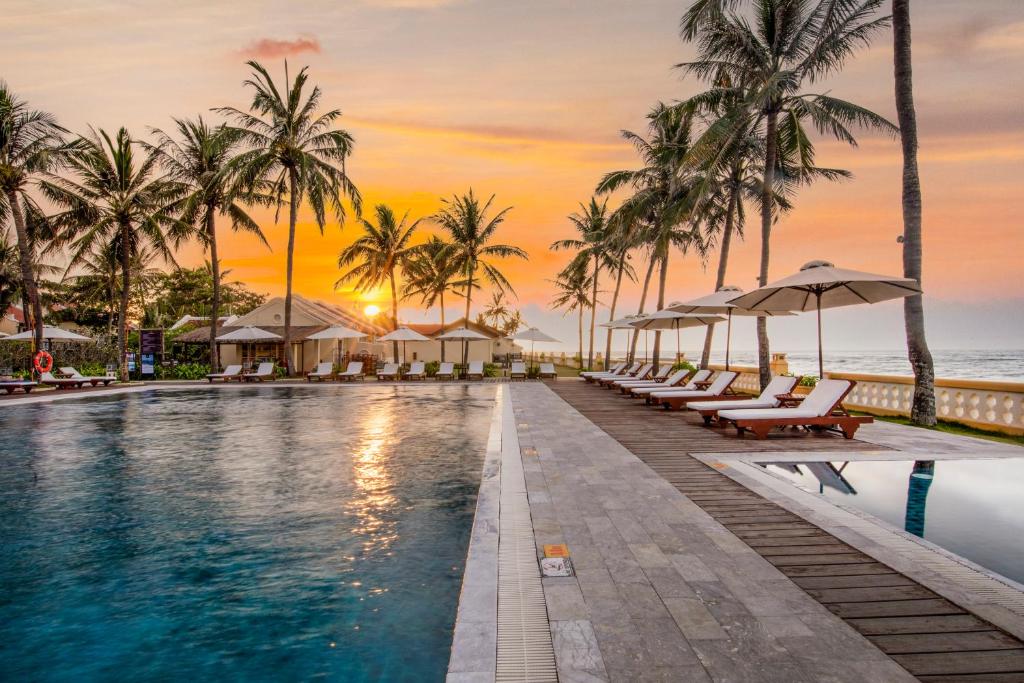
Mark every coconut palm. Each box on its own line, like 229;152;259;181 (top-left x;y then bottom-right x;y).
549;263;593;367
600;210;639;368
679;0;896;387
0;83;74;350
41;127;181;378
893;0;935;425
335;204;421;361
433;190;527;364
147;116;268;370
551;197;615;370
217;61;360;374
402;235;469;361
0;232;19;313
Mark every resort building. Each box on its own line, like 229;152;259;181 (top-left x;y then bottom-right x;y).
402;320;523;363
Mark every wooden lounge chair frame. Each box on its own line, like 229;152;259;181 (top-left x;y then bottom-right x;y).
242;363;276;382
336;362;365;381
466;361;485;380
659;372;739;410
207;364;243;383
0;380;37;394
722;380;872;440
509;362;527;380
538;363;557;379
377;363;400;381
404;362;427;381
307;362;335;382
40;372;85;390
59;367;115;386
694;376;802;426
434;362;455;380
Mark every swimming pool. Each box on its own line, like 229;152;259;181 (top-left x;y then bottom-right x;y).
758;457;1024;586
0;385;494;681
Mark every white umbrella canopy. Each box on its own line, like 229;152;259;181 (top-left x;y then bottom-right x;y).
668;286;793;370
436;327;490;341
4;325;94;341
215;325;281;342
600;314;647;329
307;325;367;340
378;326;430;364
727;259;923;377
511;327;560;373
631;310;725;366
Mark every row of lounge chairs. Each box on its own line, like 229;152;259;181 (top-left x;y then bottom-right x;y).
583;362;871;439
1;366;117;394
206;359;560;383
207;362;278;383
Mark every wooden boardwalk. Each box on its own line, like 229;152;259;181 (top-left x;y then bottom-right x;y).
549;379;1024;682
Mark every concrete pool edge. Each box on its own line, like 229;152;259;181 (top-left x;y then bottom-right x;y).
696;452;1024;641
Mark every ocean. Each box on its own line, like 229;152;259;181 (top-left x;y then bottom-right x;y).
608;349;1024;382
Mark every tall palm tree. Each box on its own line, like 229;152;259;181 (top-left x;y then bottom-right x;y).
433;190;527;364
402;235;466;361
598;104;708;369
335;204;420;361
41;127;181;378
600;210;638;368
680;0;896;387
893;0;935;425
551;197;613;370
0;232;19;314
147;116;268;370
217;61;360;374
0;83;72;351
549;264;593;367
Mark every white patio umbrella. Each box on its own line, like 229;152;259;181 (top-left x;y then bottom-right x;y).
437;327;490;368
669;286;794;370
215;325;281;342
630;310;725;365
307;325;367;365
511;327;560;373
600;315;646;367
727;259;922;378
378;326;430;364
4;325;94;342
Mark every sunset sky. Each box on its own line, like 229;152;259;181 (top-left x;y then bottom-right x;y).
4;0;1023;354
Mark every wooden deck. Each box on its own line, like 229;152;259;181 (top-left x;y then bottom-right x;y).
550;379;1024;682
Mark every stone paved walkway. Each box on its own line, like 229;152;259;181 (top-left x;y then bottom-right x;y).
510;382;914;682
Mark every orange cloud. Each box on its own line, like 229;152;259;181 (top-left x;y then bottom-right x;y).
239;36;321;59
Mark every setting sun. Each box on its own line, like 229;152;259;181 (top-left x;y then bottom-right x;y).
363;304;381;318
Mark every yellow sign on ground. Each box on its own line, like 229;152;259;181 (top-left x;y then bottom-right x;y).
543;544;569;558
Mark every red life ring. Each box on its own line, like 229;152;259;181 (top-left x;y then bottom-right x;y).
33;350;53;374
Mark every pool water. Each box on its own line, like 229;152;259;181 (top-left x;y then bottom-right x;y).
0;385;494;681
759;458;1024;586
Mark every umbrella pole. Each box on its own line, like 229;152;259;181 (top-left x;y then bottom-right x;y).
816;291;824;380
676;326;680;365
725;310;732;371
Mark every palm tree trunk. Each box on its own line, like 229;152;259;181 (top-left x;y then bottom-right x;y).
587;253;599;370
894;0;936;426
756;109;779;390
604;251;626;369
463;262;474;367
701;181;739;368
207;207;221;371
6;191;43;352
284;168;298;375
629;254;657;363
652;251;668;370
118;223;131;379
439;289;446;362
578;303;584;368
389;270;400;362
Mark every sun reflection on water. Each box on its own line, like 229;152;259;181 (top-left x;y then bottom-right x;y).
346;397;399;555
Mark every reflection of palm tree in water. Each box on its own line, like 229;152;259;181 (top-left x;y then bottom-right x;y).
905;460;935;537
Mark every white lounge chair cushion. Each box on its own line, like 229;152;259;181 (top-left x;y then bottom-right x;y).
310;363;333;375
718;379;852;421
511;362;526;374
688;399;777;411
468;362;484;374
378;363;400;375
539;363;556;374
252;363;274;376
339;362;363;375
209;365;242;376
437;362;455;375
756;375;799;402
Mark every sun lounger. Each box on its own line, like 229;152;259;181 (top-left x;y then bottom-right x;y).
689;375;800;425
584;362;635;383
653;371;738;410
40;371;85;389
0;380;37;394
716;378;872;440
404;361;426;380
207;364;243;382
618;368;692;395
611;365;672;390
435;362;455;380
377;363;400;380
466;361;484;380
510;361;527;379
581;362;624;380
307;362;335;382
59;366;116;386
636;369;713;402
242;362;276;382
336;361;365;381
599;363;652;387
539;363;557;379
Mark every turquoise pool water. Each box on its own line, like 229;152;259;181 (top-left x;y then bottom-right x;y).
0;385;494;681
759;458;1024;585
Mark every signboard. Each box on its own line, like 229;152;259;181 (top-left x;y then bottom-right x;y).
139;329;164;377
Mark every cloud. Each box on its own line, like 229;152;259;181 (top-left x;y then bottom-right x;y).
239;36;321;59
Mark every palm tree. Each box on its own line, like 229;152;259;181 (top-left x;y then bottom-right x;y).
598;104;708;369
893;0;935;425
549;264;593;367
680;0;896;387
335;204;420;361
217;61;360;374
41;127;181;378
402;235;466;361
480;290;510;330
0;83;72;351
552;197;613;370
600;210;638;368
0;232;19;314
433;190;527;364
147;116;268;370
